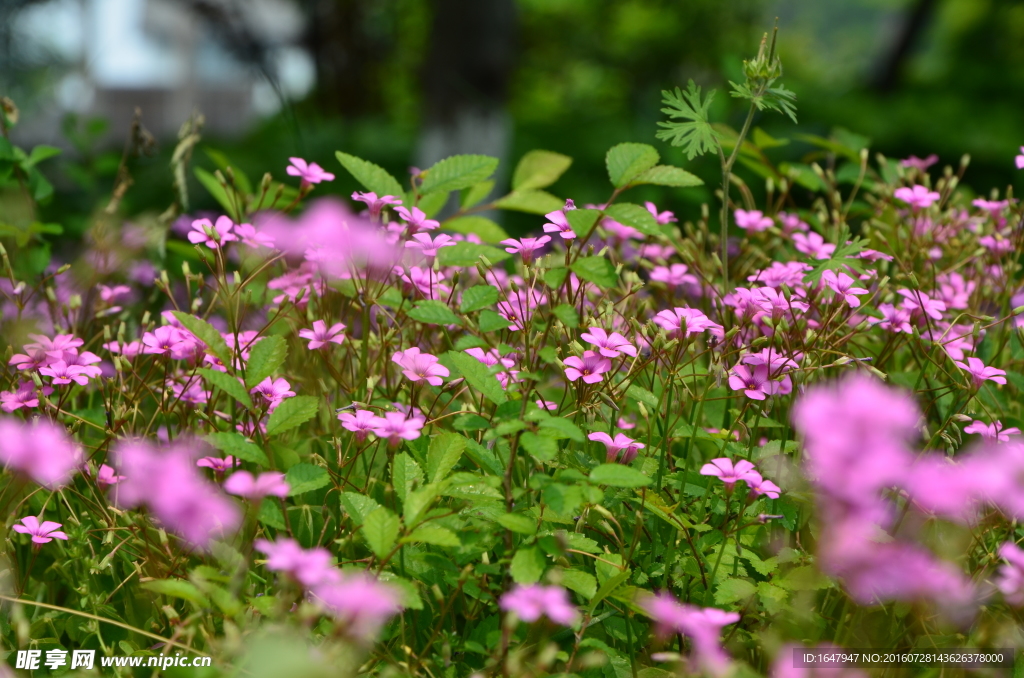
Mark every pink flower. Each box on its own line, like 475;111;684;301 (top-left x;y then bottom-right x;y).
645;201;677;224
734;209;773;232
563;351;612;384
287;157;335;184
311;573;403;642
640;593;738;677
894;184;940;209
745;472;782;499
38;360;91;386
25;333;84;361
996;542;1024;606
776;211;809;235
869;304;913;333
114;439;241;549
250;377;296;410
542;210;576;239
196;456;239;473
652;307;724;339
650;263;698;289
233;222;276;248
1016;146;1024;170
580;327;637;358
953;357;1007;388
188;216;238;249
92;464;126;487
352;192;402;220
588;432;644;464
792;232;836;259
404;232;456;259
536;400;559;412
224;471;290;499
12;516;68;544
339;409;380;441
500;584;579;625
9;347;50;371
392;347;449;386
964;420;1020;442
299;320;346;349
394;205;439;234
501;236;551;264
821;270;868;307
371;411;424;446
0;419;81;489
700;458;760;486
728;363;781;401
900;154;938;171
256;538;339;588
104;340;143;360
897;288;946;321
1;380;52;412
98;284;131;302
142;326;192;357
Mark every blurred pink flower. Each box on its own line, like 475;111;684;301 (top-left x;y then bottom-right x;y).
395;206;439;234
899;154;938;171
1;380;51;412
352;192;402;220
287;157;334;184
650;263;698;289
405;232;456;259
792;232;835;259
640;593;738;677
196;456;239;473
996;542;1024;606
894;184;940;209
735;209;773;232
13;516;68;544
645;201;677;224
224;471;290;499
964;419;1020;442
0;417;80;488
500;584;579;625
1017;146;1024;170
588;432;644;464
312;573;403;642
256;538;338;588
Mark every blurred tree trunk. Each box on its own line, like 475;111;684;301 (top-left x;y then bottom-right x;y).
415;0;518;190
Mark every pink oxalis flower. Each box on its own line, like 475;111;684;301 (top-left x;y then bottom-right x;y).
287;157;335;184
588;432;645;464
13;516;68;544
952;357;1007;388
580;327;637;358
563;351;612;384
500;584;579;625
188;216;238;249
700;458;760;487
299;320;346;349
392;347;449;386
894;184;941;209
224;471;290;499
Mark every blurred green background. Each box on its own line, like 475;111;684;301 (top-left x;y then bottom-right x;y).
3;0;1023;238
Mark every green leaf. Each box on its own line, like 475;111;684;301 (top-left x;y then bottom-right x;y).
460;180;495;209
427;431;467;483
629;165;703;188
24;145;61;168
752;127;789;149
392;452;424;505
606;142;659;188
362;507;400;559
512;150;573;190
340;492;381;526
445;351;507;404
536;416;584;442
197;368;253;409
437;241;511;268
335;151;405;201
460;285;499;313
141;580;209;608
444;215;509;243
544;267;569;289
566;208;600;236
552;304;579;328
477;310;512;332
257;499;286;529
193;167;237;219
603;202;661;236
589;570;630;612
285;463;330;496
244;335;288;389
589;464;651;488
626;385;659;408
496;513;537;535
417;189;450;217
520;431;559;461
403;525;461;547
563;569;597;599
571;256;618;288
402;485;439;526
656;81;720;160
420;155;499;195
378;573;424;610
205;431;268;465
714;578;757;605
775;565;830;591
171;312;232;368
494;189;565;215
408;300;461;326
204;148;252;194
265;395;319;436
510;547;547;584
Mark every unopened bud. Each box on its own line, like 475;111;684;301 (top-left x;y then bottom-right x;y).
56;263;72;275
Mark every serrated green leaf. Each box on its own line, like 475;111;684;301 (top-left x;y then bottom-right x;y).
408;300;461;326
563;569;597;599
589;464;651;488
565;208;600;236
171;312;232;368
494;189;565;215
714;578;757;605
656;81;720;161
244;335;288;389
427;431;467;483
197;367;253;409
544;267;569;289
445;351;507;404
402;525;461;547
477;310;512;332
285;463;330;496
536;416;584;442
392;452;424;505
603;202;661;236
205;431;268;465
626;384;659;408
340;492;381;526
606;142;659;188
520;431;559;461
437;241;512;267
420;155;499;195
265;395;319;436
552;304;579;328
510;546;547;584
402;485;439;526
512;150;572;190
460;180;495;209
141;580;209;608
335;151;405;201
571;256;617;288
257;498;286;529
362;507;400;558
443;215;508;243
630;165;703;188
460;285;499;313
